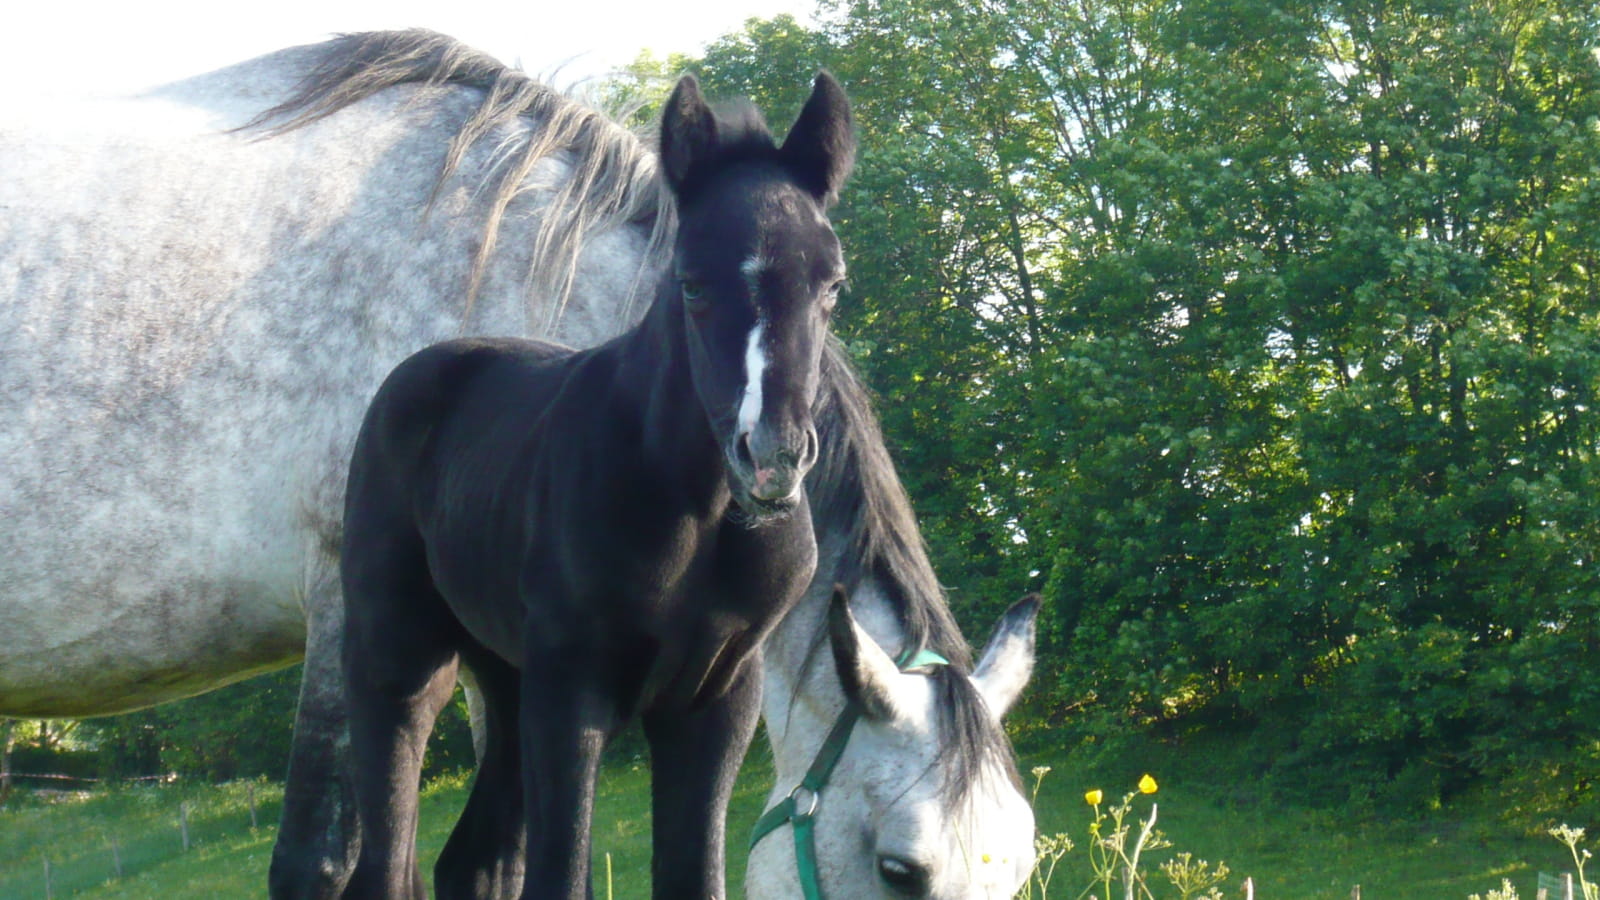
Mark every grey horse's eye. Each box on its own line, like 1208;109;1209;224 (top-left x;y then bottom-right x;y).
877;854;931;897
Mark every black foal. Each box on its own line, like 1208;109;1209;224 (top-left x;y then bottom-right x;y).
339;72;854;900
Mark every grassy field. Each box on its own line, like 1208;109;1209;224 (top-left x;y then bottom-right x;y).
1018;745;1572;900
0;742;1585;899
0;753;774;900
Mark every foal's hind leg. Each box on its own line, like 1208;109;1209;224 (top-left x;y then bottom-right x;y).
342;529;462;900
434;652;526;900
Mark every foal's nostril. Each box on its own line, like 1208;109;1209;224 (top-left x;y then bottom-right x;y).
877;854;931;897
801;426;819;469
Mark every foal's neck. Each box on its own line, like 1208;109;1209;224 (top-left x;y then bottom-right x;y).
611;281;722;471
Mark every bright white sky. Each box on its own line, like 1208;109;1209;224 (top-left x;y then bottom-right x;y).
5;0;819;95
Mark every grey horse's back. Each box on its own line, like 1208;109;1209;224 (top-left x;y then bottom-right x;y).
0;35;661;717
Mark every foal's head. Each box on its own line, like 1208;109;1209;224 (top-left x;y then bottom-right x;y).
659;73;855;519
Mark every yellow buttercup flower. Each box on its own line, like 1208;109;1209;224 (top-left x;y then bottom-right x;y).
1138;773;1158;794
1085;788;1104;805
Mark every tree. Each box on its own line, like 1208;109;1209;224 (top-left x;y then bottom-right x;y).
685;0;1600;811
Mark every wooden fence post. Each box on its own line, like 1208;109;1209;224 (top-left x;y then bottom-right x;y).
1567;872;1576;900
1;718;13;802
111;835;123;879
179;800;191;851
1244;876;1254;900
1352;886;1361;900
42;854;52;900
248;782;258;829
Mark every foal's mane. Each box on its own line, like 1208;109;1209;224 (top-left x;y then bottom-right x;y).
245;29;673;323
811;341;1022;798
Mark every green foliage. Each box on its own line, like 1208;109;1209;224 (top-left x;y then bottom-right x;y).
19;668;473;784
75;668;303;782
682;0;1600;816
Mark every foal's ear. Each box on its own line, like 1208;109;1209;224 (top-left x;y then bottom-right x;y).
972;594;1040;720
660;75;719;195
828;584;905;721
780;72;856;207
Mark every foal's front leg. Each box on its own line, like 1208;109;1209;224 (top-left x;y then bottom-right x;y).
643;657;763;900
519;647;620;900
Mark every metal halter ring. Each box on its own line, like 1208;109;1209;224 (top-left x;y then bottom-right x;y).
788;783;820;819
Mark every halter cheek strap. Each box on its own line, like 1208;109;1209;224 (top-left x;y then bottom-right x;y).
749;646;950;900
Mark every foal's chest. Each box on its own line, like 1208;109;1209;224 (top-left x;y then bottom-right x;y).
526;502;818;710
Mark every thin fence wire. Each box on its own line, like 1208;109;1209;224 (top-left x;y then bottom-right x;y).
0;779;278;899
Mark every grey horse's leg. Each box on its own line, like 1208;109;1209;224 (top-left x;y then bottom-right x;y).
270;574;362;899
459;665;489;764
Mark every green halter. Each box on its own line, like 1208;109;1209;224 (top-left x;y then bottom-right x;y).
748;646;950;900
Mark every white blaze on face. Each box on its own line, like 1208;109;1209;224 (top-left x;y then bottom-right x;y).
738;255;769;438
738;321;767;437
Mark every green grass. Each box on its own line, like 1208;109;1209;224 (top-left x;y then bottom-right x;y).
0;778;282;899
1018;744;1578;900
0;752;776;900
0;741;1584;899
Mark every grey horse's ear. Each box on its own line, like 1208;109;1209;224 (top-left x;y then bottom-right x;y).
660;75;718;195
828;584;905;721
972;594;1040;720
780;72;855;207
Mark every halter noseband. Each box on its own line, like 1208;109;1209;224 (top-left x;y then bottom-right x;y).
749;646;950;900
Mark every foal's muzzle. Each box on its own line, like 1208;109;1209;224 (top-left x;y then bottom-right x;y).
729;423;819;516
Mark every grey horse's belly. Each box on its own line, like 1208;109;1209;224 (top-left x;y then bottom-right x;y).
0;575;307;717
0;434;333;715
0;312;337;716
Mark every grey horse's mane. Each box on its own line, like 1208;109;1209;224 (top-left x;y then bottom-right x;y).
810;340;1022;801
245;29;674;322
812;340;970;669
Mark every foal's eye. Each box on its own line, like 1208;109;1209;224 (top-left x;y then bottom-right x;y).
821;279;847;315
681;279;709;313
